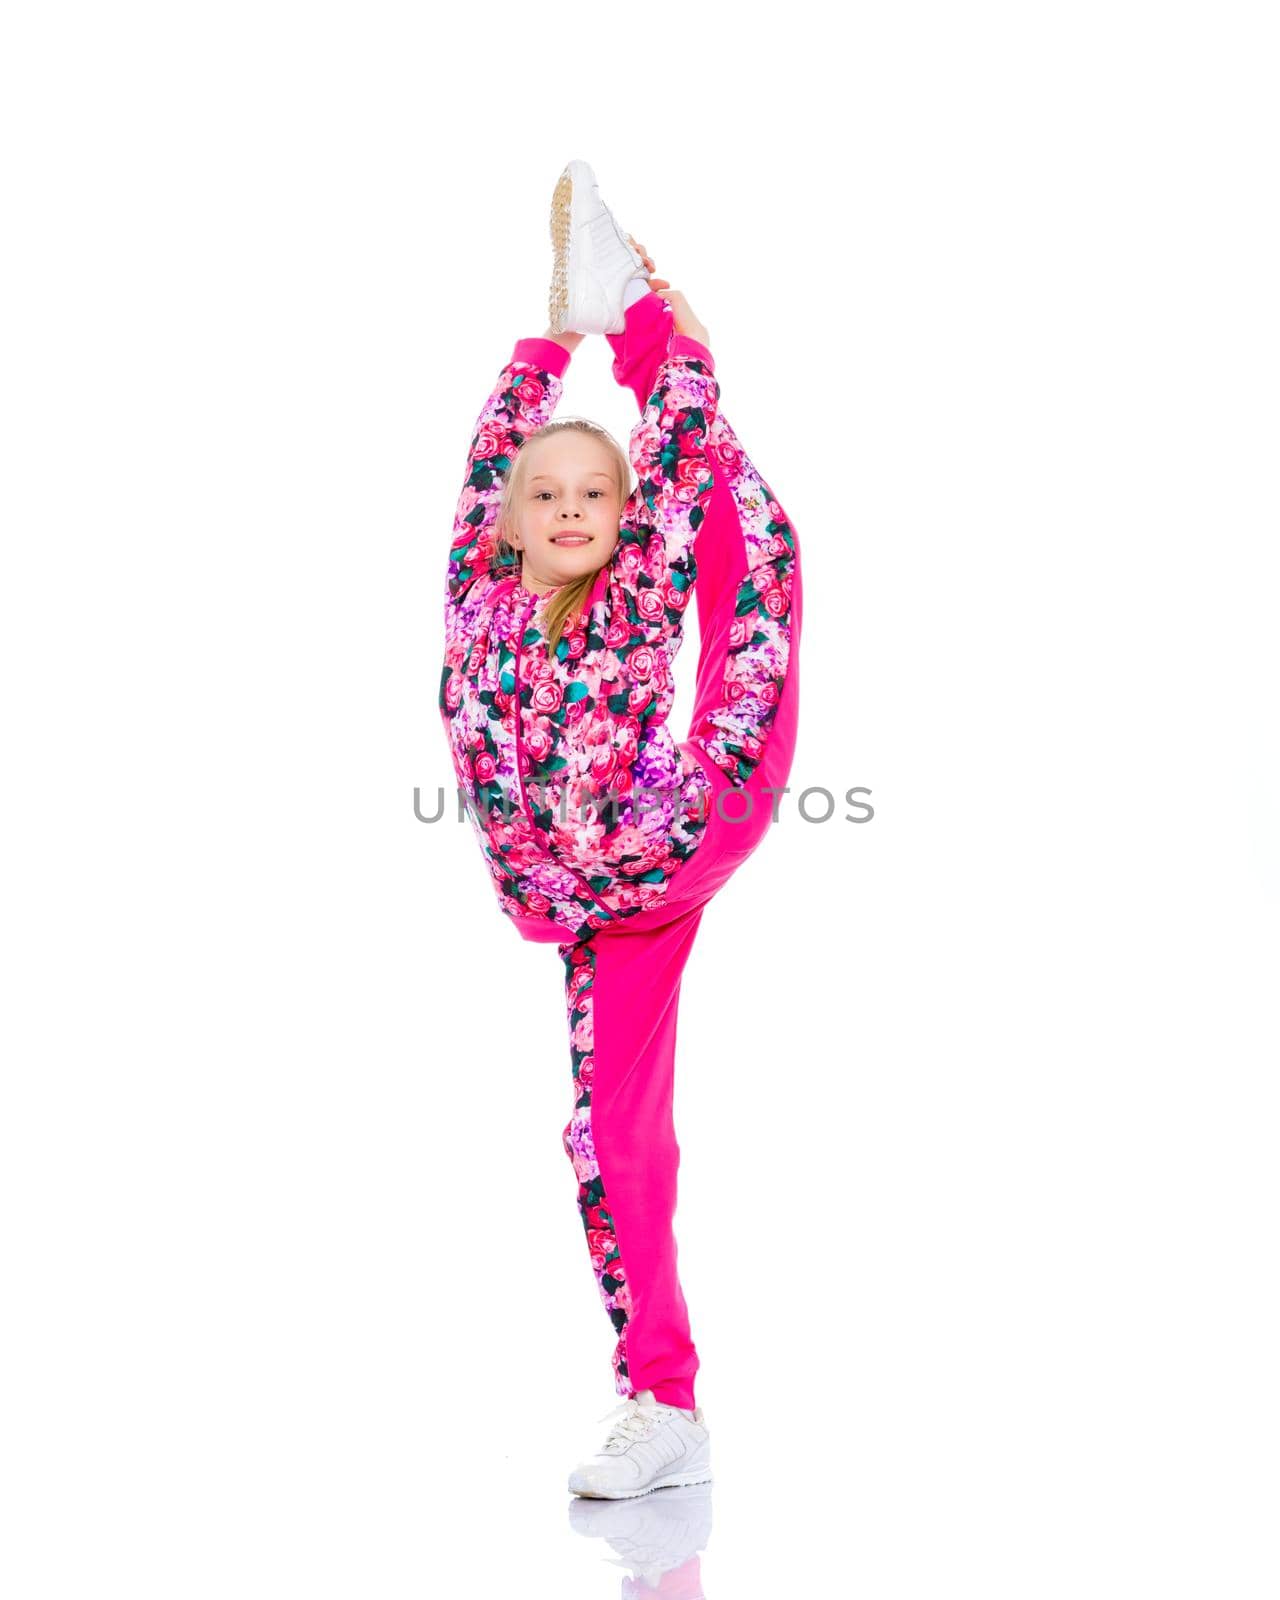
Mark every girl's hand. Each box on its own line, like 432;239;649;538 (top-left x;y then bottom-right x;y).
625;240;710;347
628;237;665;289
654;289;710;350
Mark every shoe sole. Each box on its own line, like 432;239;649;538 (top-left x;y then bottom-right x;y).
548;166;573;333
570;1465;713;1500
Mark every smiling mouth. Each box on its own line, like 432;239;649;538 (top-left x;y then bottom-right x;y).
550;534;593;545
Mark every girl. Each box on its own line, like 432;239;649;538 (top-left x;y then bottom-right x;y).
439;161;803;1498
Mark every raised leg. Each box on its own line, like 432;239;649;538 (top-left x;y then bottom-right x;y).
687;410;803;810
605;288;682;411
609;294;803;839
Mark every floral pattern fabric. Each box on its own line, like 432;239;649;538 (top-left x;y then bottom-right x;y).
438;347;798;943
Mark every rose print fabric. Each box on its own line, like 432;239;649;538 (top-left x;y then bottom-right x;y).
438;331;800;945
439;349;724;942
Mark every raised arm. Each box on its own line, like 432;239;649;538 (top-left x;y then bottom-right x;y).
609;343;721;643
446;337;572;605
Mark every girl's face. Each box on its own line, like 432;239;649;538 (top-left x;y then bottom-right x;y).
508;433;623;595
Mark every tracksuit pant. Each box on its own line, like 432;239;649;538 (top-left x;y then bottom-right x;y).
555;291;804;1412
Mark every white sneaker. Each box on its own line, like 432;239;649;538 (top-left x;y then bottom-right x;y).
548;159;647;336
567;1388;713;1500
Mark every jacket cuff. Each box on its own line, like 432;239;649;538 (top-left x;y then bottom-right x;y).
511;337;573;377
669;333;715;373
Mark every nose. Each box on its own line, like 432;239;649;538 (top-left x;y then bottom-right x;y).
558;507;583;520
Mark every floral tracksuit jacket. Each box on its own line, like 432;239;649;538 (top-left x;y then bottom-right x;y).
439;342;722;944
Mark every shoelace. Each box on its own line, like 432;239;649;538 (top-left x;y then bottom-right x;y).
594;1397;660;1453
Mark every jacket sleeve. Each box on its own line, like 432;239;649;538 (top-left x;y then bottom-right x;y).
446;338;572;605
609;343;720;644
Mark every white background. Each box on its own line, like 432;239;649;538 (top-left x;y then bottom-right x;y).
3;3;1277;1595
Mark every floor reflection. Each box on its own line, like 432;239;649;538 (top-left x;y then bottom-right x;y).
567;1481;712;1596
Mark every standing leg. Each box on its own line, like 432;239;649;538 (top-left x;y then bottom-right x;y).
558;903;706;1411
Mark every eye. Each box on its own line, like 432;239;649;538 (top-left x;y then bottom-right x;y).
587;490;604;499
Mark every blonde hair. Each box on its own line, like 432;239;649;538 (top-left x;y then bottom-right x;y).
491;418;632;654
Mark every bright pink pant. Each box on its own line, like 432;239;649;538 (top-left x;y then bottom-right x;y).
557;292;803;1411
